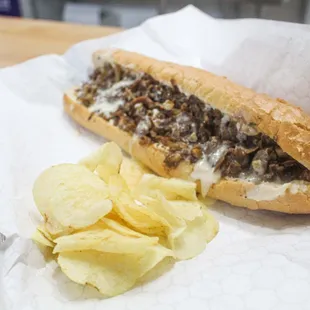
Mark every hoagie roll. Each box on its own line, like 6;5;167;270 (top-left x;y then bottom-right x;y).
64;49;310;214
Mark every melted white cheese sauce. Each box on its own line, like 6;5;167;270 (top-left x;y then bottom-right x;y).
246;182;308;201
289;182;308;194
191;144;229;197
208;144;229;167
191;159;221;197
191;142;308;200
89;79;136;116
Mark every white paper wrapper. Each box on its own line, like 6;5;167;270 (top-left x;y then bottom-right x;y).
1;5;310;310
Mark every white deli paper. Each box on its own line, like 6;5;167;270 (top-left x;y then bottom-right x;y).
1;5;310;310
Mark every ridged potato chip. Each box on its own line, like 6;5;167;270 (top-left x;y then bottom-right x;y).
58;245;173;297
138;174;197;201
33;164;112;234
53;227;159;254
79;142;123;183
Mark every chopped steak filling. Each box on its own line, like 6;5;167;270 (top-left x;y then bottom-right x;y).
77;63;310;184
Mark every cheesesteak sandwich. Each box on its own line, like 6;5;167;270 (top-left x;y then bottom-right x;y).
64;49;310;213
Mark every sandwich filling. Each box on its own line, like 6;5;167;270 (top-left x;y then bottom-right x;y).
77;62;310;187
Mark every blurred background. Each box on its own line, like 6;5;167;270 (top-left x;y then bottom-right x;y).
1;0;310;27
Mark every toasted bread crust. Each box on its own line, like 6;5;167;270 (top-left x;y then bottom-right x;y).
64;90;310;214
208;179;310;214
92;49;310;170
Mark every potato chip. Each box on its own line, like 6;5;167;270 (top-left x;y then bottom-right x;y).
33;164;112;234
138;174;197;201
120;157;151;189
32;141;219;296
53;227;159;254
33;166;68;235
37;224;54;242
108;175;170;236
169;216;211;260
79;142;123;183
201;208;219;243
164;200;203;221
101;217;146;238
43;210;67;236
32;229;55;248
138;195;218;260
138;194;185;230
138;194;210;259
198;195;216;207
58;245;173;296
114;193;169;236
79;142;122;172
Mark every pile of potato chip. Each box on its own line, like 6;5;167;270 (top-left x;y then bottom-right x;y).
32;142;218;297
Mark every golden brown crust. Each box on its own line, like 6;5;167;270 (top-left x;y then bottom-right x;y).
64;90;310;214
207;180;310;214
92;49;310;169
